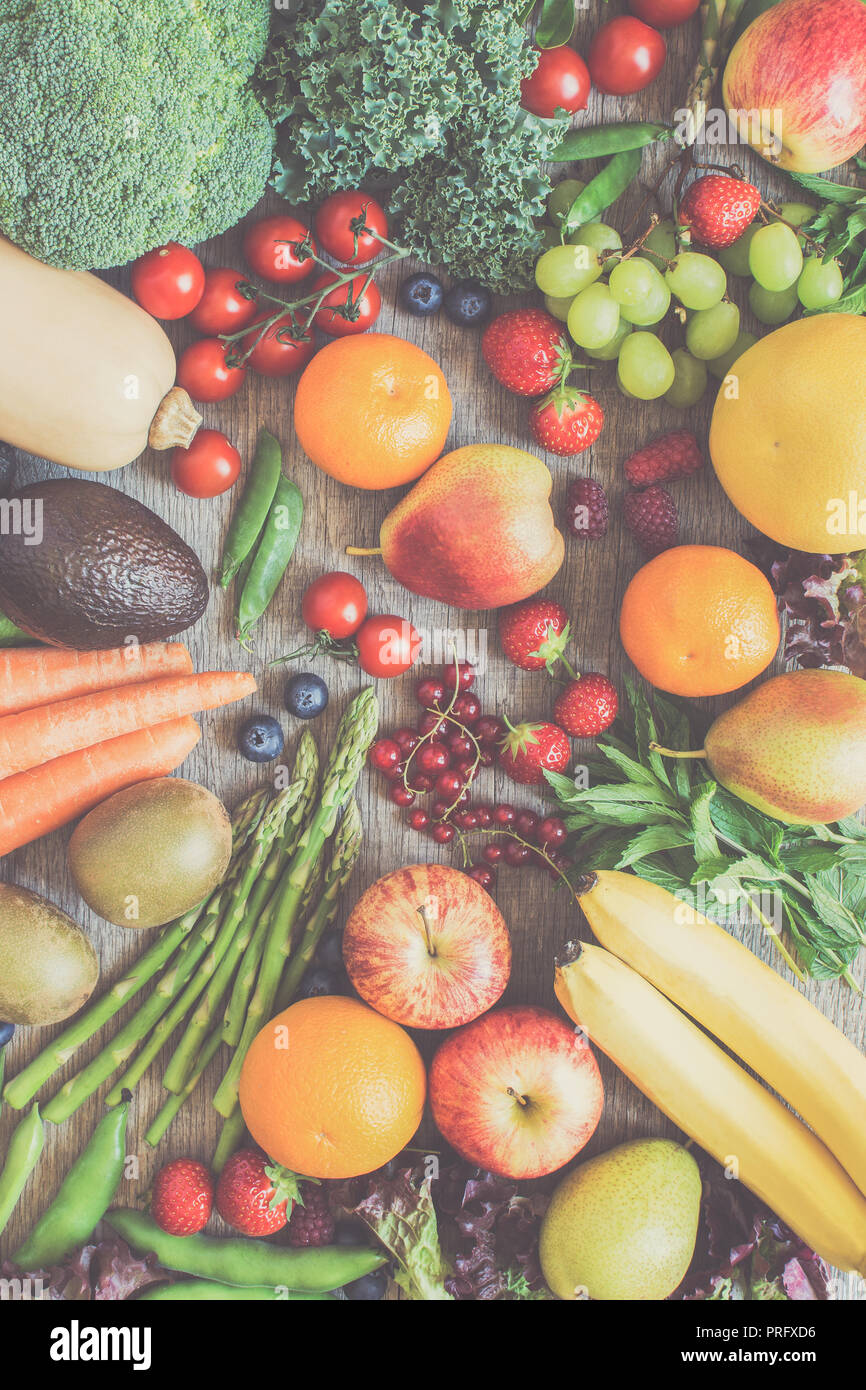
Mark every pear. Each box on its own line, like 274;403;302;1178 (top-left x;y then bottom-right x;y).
539;1138;701;1301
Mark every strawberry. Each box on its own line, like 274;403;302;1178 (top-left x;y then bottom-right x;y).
565;477;608;539
288;1182;335;1247
499;599;570;672
623;484;678;556
623;429;703;488
529;386;604;456
553;674;618;738
678;175;761;248
499;718;571;785
215;1148;303;1237
481;309;572;397
151;1158;213;1236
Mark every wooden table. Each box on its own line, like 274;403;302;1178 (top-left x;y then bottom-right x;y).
1;9;863;1300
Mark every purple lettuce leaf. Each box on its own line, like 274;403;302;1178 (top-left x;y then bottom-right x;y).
1;1238;171;1301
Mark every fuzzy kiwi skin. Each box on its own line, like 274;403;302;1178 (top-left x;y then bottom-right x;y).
0;883;98;1024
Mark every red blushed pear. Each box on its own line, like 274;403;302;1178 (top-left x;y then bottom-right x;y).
342;864;511;1030
430;1005;604;1180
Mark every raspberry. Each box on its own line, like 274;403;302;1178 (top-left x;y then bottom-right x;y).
565;477;608;539
287;1183;335;1248
623;485;678;556
623;430;703;488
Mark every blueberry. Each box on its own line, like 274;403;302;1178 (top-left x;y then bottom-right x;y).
285;672;329;721
399;272;444;318
344;1269;389;1301
443;279;492;328
0;1021;14;1047
316;930;344;972
238;714;284;763
334;1220;366;1247
299;966;339;999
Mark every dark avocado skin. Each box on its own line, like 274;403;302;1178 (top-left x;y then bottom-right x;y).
0;479;208;649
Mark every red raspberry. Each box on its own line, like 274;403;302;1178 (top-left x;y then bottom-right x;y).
287;1183;335;1248
565;477;608;539
553;675;618;738
623;430;703;488
623;485;678;556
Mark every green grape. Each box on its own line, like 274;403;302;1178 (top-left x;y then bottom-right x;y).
544;292;575;322
547;178;586;227
778;201;817;245
748;222;803;291
609;258;671;326
567;283;621;351
748;279;798;325
617;331;676;401
539;225;561;251
535;243;602;297
664;349;708;408
584;318;632;360
717;224;758;278
638;218;677;270
706;330;758;381
797;256;844;309
569;221;622;268
665;252;727;310
685;300;740;360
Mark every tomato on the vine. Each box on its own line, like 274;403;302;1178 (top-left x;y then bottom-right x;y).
628;0;700;27
171;429;241;498
301;572;368;639
188;267;258;335
587;16;666;95
242;215;316;284
241;309;316;377
314;192;389;266
310;272;381;336
356;615;422;678
176;338;246;403
519;46;591;118
130;242;205;319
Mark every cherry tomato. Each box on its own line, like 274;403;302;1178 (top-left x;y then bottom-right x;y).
130;242;205;320
241;309;316;377
314;192;389;266
171;429;241;498
176;338;246;403
356;615;422;679
188;267;258;335
301;572;368;639
519;46;591;117
242;215;316;284
310;272;381;336
587;16;666;95
628;0;700;25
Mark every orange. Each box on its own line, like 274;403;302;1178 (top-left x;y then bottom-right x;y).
619;545;780;697
293;333;452;490
238;995;427;1179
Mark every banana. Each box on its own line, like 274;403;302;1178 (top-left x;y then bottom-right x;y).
555;941;866;1274
574;870;866;1197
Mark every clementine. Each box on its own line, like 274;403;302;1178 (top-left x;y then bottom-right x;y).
293;333;452;490
618;545;780;697
238;995;427;1179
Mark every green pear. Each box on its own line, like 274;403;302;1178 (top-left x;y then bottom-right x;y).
539;1138;701;1301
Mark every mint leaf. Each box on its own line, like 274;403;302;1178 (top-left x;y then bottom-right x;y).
616;826;694;867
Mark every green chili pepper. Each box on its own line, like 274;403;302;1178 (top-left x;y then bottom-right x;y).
562;148;644;234
107;1209;386;1292
236;475;304;641
219;429;283;589
138;1279;336;1301
12;1100;129;1269
552;122;671;163
0;1104;44;1239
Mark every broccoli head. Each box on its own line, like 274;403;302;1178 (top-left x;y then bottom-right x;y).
0;0;274;270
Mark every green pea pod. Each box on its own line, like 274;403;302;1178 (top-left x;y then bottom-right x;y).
236;475;304;640
138;1279;336;1301
0;612;39;647
562;148;644;234
0;1104;44;1238
535;0;575;48
12;1101;129;1269
107;1209;385;1292
552;122;671;163
219;428;283;589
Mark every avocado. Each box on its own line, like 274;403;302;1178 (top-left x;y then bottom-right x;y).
0;882;98;1024
0;478;208;648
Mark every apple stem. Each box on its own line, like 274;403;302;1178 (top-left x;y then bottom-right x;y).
507;1086;529;1108
417;905;437;957
345;546;383;556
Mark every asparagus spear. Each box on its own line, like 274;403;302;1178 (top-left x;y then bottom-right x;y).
212;1106;247;1174
212;688;378;1118
145;1026;223;1148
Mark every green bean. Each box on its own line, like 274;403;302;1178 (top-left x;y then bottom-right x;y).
107;1209;386;1291
551;121;671;163
12;1101;129;1268
219;428;283;588
562;148;644;233
236;475;304;640
0;1104;44;1238
138;1279;335;1301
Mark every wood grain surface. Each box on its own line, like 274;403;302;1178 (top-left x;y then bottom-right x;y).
1;7;863;1301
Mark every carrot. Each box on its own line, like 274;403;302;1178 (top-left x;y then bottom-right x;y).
0;642;193;718
0;671;256;781
0;717;201;857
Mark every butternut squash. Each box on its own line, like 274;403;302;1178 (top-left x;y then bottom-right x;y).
0;236;201;471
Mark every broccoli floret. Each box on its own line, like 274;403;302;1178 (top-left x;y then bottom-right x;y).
0;0;274;270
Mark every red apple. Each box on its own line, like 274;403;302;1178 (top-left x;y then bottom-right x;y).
429;1005;604;1179
342;864;511;1029
722;0;866;172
